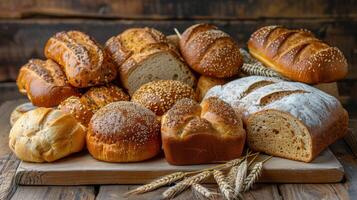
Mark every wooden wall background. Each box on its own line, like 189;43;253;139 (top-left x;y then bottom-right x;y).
0;0;356;115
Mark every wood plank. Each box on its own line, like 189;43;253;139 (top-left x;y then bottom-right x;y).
10;186;95;200
0;153;20;200
278;184;349;200
96;184;281;200
0;0;355;19
0;19;355;82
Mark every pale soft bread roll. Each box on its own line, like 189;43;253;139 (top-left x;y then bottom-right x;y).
10;102;37;126
9;108;86;162
205;76;348;162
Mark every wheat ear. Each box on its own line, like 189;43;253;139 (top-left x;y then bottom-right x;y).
162;171;211;199
126;172;186;195
234;159;248;195
192;183;216;200
242;162;263;192
227;165;239;186
213;170;235;200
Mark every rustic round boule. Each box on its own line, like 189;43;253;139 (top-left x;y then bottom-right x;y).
87;101;161;162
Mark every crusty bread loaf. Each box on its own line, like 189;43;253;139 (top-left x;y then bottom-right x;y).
45;30;117;88
9;108;86;162
59;84;129;126
179;24;243;78
105;27;196;95
205;76;349;162
87;101;161;162
131;80;196;116
17;59;79;107
161;97;246;165
248;26;348;84
167;34;180;51
10;102;37;126
196;75;229;101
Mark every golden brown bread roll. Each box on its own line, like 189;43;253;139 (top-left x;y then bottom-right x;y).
17;59;79;107
44;30;117;88
9;108;86;162
105;27;196;95
10;102;37;126
179;24;243;78
161;97;246;165
248;26;348;84
59;84;129;126
87;101;161;162
196;75;230;101
131;80;196;116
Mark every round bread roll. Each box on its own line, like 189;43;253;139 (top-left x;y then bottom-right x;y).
10;102;37;126
131;80;196;116
179;24;243;78
59;96;94;126
9;108;86;162
87;101;161;162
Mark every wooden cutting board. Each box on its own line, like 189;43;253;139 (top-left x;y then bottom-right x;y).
2;100;344;185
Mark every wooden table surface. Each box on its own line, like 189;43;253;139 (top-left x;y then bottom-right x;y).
1;99;356;200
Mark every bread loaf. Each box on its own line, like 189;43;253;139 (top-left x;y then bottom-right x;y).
17;59;79;107
131;80;196;116
179;24;243;78
161;97;246;165
10;103;37;126
87;101;161;162
196;75;229;101
9;108;86;162
45;30;117;88
205;76;349;162
248;26;348;84
59;84;129;126
105;27;196;95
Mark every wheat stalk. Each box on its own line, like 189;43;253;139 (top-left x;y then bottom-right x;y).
162;171;211;199
126;172;187;195
192;183;216;200
242;162;263;192
227;165;239;186
213;170;235;200
234;159;248;195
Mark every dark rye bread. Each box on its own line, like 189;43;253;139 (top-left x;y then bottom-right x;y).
105;28;196;95
179;24;243;78
248;26;348;84
87;101;161;162
45;31;117;88
161;97;246;165
17;59;79;107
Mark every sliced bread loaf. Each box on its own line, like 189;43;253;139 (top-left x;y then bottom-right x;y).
205;76;348;162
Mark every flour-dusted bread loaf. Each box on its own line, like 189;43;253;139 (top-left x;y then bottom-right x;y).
179;24;243;78
248;26;348;84
45;31;117;88
9;108;86;162
205;76;348;162
105;27;196;95
161;97;246;165
17;59;79;107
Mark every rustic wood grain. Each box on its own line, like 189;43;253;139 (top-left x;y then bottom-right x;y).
279;184;349;200
96;184;282;200
345;120;357;157
0;19;355;82
10;186;96;200
0;0;355;19
0;153;20;200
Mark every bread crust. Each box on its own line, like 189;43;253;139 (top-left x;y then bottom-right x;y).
44;31;117;88
10;102;37;126
17;59;79;107
196;76;229;101
179;24;243;78
161;97;246;165
87;101;161;162
248;26;348;84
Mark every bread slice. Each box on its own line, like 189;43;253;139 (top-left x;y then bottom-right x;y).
205;76;349;162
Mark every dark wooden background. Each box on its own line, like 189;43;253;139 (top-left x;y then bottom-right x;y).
0;0;356;115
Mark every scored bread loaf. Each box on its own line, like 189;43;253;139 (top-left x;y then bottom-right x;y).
106;28;195;95
17;59;79;107
161;97;246;165
205;76;348;162
10;102;37;126
45;30;117;88
105;27;196;95
248;26;348;84
179;24;243;78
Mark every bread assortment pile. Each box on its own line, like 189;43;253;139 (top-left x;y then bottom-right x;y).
9;24;348;165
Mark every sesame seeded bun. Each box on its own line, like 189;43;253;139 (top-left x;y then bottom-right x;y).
247;26;348;84
87;101;161;162
131;80;196;117
161;97;246;165
179;24;243;78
